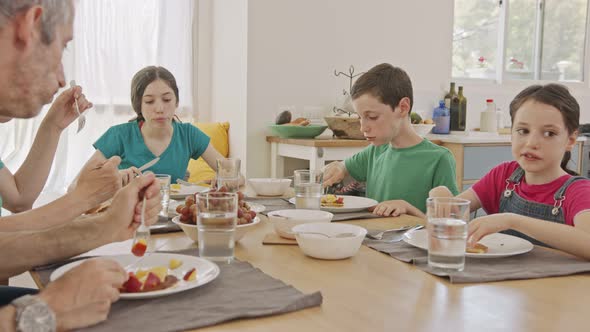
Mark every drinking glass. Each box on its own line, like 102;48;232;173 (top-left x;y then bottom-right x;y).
294;170;323;210
216;158;241;192
196;192;238;263
155;174;171;218
426;197;471;271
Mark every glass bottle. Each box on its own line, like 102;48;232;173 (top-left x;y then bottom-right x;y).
450;84;460;131
457;86;467;131
432;100;450;134
444;82;456;110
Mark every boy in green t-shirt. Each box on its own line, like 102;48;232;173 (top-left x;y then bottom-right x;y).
324;63;458;218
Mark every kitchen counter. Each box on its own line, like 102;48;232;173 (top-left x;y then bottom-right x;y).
427;132;587;144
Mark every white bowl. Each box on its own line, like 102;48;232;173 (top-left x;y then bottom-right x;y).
412;124;435;136
248;178;292;196
171;216;260;242
267;209;333;239
292;223;367;260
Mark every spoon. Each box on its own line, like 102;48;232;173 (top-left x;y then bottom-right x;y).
296;231;357;238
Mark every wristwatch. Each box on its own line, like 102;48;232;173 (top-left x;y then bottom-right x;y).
11;295;56;332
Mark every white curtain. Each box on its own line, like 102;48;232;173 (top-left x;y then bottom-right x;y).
0;0;194;198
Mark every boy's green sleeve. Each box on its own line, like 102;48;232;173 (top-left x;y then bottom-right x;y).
432;151;459;195
344;146;371;182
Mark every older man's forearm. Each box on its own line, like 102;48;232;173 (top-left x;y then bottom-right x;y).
0;192;92;232
0;216;109;280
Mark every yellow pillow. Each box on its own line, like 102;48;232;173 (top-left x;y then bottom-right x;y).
187;122;230;183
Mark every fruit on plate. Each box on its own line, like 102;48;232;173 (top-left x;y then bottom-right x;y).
121;267;181;293
142;272;162;292
169;258;183;270
148;266;168;282
131;238;148;257
122;273;143;293
183;268;197;281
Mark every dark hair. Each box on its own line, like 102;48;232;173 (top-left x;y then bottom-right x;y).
509;83;580;175
350;63;413;112
130;66;180;122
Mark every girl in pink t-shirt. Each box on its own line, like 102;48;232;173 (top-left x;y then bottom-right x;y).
430;84;590;260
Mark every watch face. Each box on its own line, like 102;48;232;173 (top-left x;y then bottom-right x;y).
18;302;56;332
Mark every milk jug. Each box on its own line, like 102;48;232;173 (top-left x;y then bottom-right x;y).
480;99;498;133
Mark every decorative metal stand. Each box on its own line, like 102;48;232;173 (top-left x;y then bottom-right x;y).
333;65;365;116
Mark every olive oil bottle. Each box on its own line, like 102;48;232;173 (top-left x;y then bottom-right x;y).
457;86;467;131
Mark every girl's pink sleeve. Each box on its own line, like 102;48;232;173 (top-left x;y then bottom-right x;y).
471;162;516;215
564;180;590;226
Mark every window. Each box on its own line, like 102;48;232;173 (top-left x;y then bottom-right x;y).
452;0;589;82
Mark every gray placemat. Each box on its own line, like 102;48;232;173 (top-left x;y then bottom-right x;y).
258;198;381;221
35;249;322;331
364;239;590;283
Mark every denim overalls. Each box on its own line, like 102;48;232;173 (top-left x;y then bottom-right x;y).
499;167;587;247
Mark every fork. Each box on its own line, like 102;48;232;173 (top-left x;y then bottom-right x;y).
69;80;86;133
369;225;424;242
125;196;152;270
366;225;413;240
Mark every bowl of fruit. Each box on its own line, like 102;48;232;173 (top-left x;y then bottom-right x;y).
171;188;260;242
410;112;435;136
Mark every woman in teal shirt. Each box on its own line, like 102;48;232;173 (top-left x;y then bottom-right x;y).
78;66;224;184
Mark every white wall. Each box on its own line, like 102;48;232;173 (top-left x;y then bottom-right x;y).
206;0;590;178
244;0;455;177
209;0;248;170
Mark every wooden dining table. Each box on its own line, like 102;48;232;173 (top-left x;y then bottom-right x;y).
32;214;590;332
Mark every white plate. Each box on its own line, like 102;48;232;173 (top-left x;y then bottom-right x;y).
169;185;209;199
246;202;265;213
50;253;220;300
402;229;534;258
288;195;378;213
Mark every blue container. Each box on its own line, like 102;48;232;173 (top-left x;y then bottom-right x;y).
432;100;450;134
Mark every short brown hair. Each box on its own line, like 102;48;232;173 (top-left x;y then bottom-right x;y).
130;66;179;121
351;63;413;112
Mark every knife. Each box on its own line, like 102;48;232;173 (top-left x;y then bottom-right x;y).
137;157;160;173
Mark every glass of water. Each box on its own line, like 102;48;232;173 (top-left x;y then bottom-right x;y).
196;192;238;263
294;170;323;210
216;158;241;192
155;174;171;218
426;197;471;271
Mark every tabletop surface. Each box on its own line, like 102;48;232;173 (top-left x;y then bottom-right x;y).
33;213;590;332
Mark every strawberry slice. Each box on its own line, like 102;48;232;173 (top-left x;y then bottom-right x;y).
142;272;162;291
183;268;197;281
122;274;143;293
131;239;148;257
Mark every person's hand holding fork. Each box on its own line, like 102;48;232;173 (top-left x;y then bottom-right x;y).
43;83;92;131
322;161;348;188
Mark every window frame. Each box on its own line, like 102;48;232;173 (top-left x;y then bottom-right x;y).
452;0;590;89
